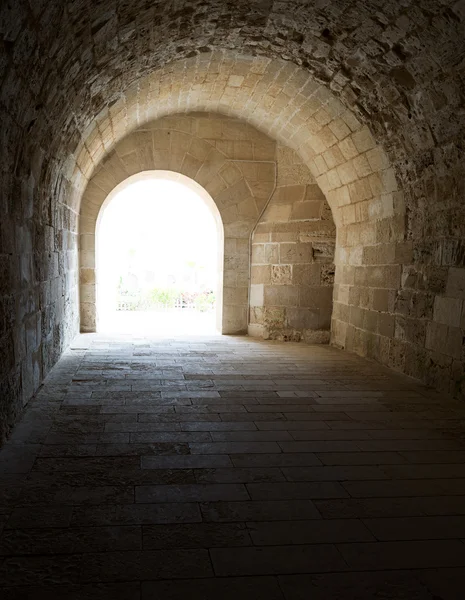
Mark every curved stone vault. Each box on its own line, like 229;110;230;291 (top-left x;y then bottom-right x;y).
1;1;464;440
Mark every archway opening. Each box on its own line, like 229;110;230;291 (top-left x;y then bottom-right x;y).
95;171;223;335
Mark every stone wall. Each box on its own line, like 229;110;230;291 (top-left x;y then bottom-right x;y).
79;113;277;335
1;1;465;442
249;146;335;342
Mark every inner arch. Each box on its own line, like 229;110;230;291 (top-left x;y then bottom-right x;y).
95;171;224;334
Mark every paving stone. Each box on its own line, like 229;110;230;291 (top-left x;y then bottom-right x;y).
0;445;41;473
2;582;141;600
277;571;433;600
363;516;465;540
316;452;408;465
136;483;249;503
141;576;284;600
289;430;372;440
279;441;362;452
382;464;465;479
246;482;348;500
189;442;282;454
143;522;251;549
141;455;232;469
0;549;213;585
26;467;194;487
71;503;202;526
194;467;286;483
104;422;182;432
210;544;348;576
343;479;465;497
401;451;465;464
314;496;465;519
200;500;321;522
5;506;73;529
281;465;389;481
182;421;258;431
2;334;465;595
0;525;142;555
255;421;329;430
338;540;465;570
247;519;374;545
231;453;322;467
16;484;134;505
416;567;465;600
211;431;293;441
94;442;190;456
129;432;212;443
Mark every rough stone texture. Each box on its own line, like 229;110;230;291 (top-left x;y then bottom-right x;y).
1;333;465;597
250;145;336;342
1;1;465;440
79;112;276;335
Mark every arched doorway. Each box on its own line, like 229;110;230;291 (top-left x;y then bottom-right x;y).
94;171;224;334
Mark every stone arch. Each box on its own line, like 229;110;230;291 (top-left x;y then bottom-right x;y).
79;113;278;334
2;4;465;439
93;170;225;333
75;54;400;363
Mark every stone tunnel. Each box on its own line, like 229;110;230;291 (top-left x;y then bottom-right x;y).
0;1;465;597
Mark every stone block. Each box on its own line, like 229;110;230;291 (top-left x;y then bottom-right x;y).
446;268;465;299
263;204;292;222
279;243;313;264
249;306;264;324
272;185;305;205
251;244;265;264
286;307;320;330
264;285;299;307
80;234;95;253
372;288;390;312
80;269;95;285
223;286;248;306
265;244;279;264
304;184;326;202
290;201;322;220
292;264;321;286
253;140;276;161
271;231;299;243
395;316;426;346
338;137;359;161
434;296;463;327
257;163;275;182
271;265;292;285
426;322;462;359
181;153;202;179
366;147;390;171
249;284;264;307
80;284;96;304
352;126;376;153
352;154;373;178
237;197;259;219
337;161;358;185
328;117;351;141
220;164;242;186
299;286;333;310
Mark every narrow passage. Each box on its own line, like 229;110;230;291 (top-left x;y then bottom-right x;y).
1;335;465;598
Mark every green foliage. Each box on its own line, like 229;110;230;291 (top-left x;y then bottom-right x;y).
145;287;179;308
117;286;216;312
194;292;216;312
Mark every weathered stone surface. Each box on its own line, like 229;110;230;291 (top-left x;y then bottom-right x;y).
0;0;465;445
251;146;336;342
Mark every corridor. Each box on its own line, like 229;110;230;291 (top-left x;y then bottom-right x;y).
1;335;465;598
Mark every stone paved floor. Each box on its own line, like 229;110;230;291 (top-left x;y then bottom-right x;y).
2;334;465;599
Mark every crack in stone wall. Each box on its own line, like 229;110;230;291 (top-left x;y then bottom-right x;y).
250;145;336;343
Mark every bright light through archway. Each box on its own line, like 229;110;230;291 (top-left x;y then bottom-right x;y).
96;174;221;335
